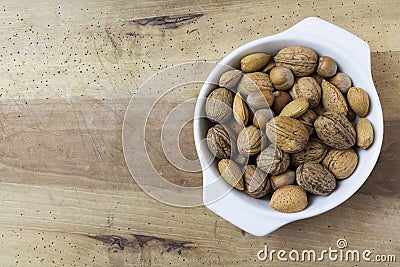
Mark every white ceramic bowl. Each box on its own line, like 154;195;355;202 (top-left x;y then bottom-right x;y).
194;17;383;236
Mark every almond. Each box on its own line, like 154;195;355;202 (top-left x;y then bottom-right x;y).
347;87;370;118
321;79;348;115
279;98;309;118
356;118;374;149
270;185;308;213
241;53;271;73
233;93;249;126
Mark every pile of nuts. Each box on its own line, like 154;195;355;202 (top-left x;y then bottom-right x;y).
205;46;374;213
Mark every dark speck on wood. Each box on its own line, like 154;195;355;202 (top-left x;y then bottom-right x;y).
125;32;138;37
132;13;204;29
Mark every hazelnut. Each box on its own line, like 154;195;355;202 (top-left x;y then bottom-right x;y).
329;72;352;94
270;66;294;90
317;56;337;78
271;91;292;114
271;170;296;190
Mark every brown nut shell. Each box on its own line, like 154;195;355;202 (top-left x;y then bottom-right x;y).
243;165;271;198
271;91;292;115
270;185;308;213
270;66;294;90
224;117;245;138
246;89;275;110
265;116;309;153
311;73;324;84
346;106;356;122
290;77;322;107
290;137;327;166
219;69;243;89
237;126;262;156
329;72;352;94
206;124;232;159
323;149;358;179
205;87;233;123
312;104;326;116
296;162;336;196
233;93;249;126
280;98;309;118
253;109;274;129
321;79;348;115
232;152;249;165
241;53;271;73
218;159;244;190
317;56;337;78
297;109;318;135
356;118;374;149
261;58;276;73
257;145;290;175
237;72;274;96
274;46;318;77
270;170;295;190
314;111;356;149
347;87;370;118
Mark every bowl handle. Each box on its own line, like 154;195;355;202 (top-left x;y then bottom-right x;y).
205;198;292;236
203;165;293;236
279;17;372;75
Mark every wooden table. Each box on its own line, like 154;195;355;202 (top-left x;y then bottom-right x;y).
0;0;398;266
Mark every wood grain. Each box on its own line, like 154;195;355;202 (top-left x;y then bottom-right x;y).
0;0;399;266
